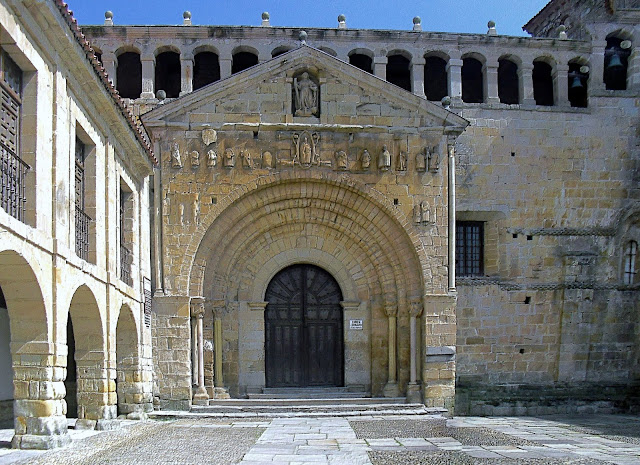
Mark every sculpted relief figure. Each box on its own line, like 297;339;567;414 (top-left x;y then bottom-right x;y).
207;149;217;167
416;149;427;172
361;149;371;170
379;145;391;171
398;151;407;171
262;151;273;169
300;134;313;165
171;142;182;168
241;150;253;169
224;148;235;168
335;150;348;170
190;150;200;168
414;201;431;224
428;147;440;172
294;72;319;117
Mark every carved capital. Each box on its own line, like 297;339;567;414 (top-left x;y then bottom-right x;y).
190;297;205;318
384;305;398;318
410;300;423;318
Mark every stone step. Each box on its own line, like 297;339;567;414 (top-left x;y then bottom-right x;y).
211;397;404;406
150;402;446;419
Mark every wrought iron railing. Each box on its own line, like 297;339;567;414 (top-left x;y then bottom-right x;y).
75;206;91;261
0;142;29;222
120;243;132;286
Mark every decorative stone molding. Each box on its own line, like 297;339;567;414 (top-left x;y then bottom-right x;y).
190;297;205;318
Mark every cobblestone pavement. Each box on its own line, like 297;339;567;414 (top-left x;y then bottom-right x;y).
0;414;638;464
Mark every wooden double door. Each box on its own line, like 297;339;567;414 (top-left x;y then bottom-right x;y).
264;264;344;387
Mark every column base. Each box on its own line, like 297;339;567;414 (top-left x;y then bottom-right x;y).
382;382;400;398
406;382;422;403
214;387;231;399
192;386;210;406
12;432;71;450
140;92;155;99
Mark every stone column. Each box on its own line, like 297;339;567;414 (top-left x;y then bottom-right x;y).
447;58;463;104
484;61;499;104
219;57;232;80
447;138;456;293
140;55;155;99
191;311;198;386
180;54;194;96
101;51;117;86
518;63;536;106
12;342;70;449
373;56;388;81
554;63;570;107
627;47;640;91
407;299;424;403
590;42;607;93
191;298;209;405
382;303;400;397
213;306;230;399
410;57;426;98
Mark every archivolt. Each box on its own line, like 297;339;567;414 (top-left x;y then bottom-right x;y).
184;172;431;311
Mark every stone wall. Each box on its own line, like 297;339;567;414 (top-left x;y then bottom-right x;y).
454;94;640;414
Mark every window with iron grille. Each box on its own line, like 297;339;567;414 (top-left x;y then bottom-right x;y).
74;137;91;261
456;221;484;276
623;240;638;285
0;49;28;222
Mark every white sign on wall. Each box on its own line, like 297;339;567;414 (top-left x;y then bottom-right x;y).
349;319;363;330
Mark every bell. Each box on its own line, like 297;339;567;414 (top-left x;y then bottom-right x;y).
570;75;583;90
606;51;623;71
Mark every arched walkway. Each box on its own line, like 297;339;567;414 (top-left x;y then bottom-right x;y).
66;285;111;421
115;304;142;416
0;249;68;448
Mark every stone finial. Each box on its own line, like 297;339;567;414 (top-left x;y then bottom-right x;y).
441;96;451;109
299;30;308;44
261;12;271;27
413;16;422;32
104;11;114;26
157;90;167;101
558;24;567;40
183;11;192;26
487;20;497;35
621;40;632;50
338;14;346;29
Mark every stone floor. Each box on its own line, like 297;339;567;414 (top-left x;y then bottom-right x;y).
0;414;638;464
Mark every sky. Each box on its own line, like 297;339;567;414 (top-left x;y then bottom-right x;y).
69;0;551;37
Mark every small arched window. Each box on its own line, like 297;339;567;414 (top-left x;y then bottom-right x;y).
462;57;484;103
623;240;638;284
386;54;411;92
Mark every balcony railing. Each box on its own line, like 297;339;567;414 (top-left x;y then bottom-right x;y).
120;243;132;286
75;206;91;262
0;143;29;222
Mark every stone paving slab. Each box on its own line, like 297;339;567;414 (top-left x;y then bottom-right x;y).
0;414;638;464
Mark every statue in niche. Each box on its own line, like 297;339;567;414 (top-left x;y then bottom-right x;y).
397;151;407;171
207;149;217;167
428;147;440;172
190;150;200;168
361;149;371;170
262;151;273;169
293;72;319;117
223;148;235;168
241;150;252;169
335;150;348;170
171;142;182;168
416;149;427;172
379;145;391;171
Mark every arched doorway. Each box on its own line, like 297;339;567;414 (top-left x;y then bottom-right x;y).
264;264;343;388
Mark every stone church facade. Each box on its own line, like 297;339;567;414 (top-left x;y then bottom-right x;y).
0;0;639;450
